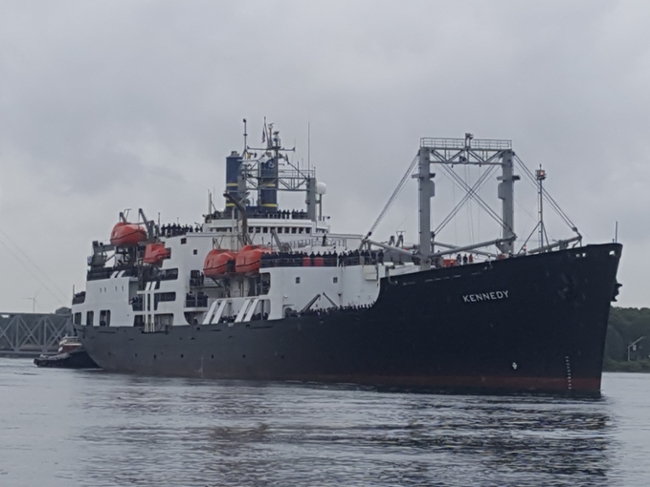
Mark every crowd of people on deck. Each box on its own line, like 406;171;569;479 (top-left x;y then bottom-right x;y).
204;303;375;326
208;303;374;324
248;209;309;220
216;312;269;324
454;253;474;265
160;223;201;237
258;249;494;268
258;248;506;269
299;303;374;318
260;249;386;268
204;209;310;221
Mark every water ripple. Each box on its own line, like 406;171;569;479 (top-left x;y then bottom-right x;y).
0;360;648;486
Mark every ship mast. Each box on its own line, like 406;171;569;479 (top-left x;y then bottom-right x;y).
241;121;317;218
536;165;549;249
417;135;519;265
416;147;435;270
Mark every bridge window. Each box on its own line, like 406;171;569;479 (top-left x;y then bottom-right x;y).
86;311;94;326
154;292;176;310
160;268;179;281
261;273;270;294
155;292;176;302
74;313;82;325
99;310;111;326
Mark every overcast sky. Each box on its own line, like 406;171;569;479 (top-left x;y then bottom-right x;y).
1;0;649;312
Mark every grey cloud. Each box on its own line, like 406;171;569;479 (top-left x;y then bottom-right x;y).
0;0;649;310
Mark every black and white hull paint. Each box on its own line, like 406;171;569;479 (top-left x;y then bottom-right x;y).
77;242;621;395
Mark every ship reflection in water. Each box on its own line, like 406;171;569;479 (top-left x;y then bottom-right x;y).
74;377;614;487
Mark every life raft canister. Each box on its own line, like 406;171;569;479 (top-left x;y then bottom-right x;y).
234;245;272;274
110;222;147;247
204;249;237;279
143;243;171;264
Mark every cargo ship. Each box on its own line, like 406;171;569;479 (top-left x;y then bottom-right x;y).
72;123;622;394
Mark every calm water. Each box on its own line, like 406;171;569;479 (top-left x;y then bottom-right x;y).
0;359;648;487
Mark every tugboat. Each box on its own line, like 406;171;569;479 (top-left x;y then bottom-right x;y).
71;122;622;395
34;336;99;369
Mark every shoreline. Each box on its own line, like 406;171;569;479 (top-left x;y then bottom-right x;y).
603;359;650;373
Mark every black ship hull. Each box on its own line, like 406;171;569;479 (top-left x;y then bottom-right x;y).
77;243;621;395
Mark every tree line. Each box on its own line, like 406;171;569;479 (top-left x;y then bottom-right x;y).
604;307;650;372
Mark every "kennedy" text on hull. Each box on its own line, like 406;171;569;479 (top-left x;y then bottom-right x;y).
462;291;509;303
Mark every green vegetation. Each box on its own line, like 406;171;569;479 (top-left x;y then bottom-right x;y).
604;307;650;372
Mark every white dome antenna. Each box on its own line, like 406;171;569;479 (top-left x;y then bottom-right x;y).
316;182;327;195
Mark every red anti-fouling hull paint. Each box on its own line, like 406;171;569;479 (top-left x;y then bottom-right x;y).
79;243;621;396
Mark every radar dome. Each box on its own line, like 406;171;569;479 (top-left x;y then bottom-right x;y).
316;182;327;195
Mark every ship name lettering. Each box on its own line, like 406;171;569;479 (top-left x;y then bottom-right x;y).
462;290;509;303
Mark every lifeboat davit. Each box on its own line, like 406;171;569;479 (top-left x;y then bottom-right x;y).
110;222;147;247
143;243;171;264
235;245;272;274
204;249;236;279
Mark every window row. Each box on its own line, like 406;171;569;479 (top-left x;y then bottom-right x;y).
74;309;111;326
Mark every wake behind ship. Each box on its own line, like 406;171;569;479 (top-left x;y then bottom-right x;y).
72;124;622;395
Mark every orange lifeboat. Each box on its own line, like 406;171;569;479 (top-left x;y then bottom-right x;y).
143;243;171;264
204;249;236;279
235;245;272;274
110;222;147;247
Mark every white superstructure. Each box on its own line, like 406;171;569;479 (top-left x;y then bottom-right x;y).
71;124;414;332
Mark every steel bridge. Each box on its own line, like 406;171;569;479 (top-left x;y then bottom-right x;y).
0;312;73;356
